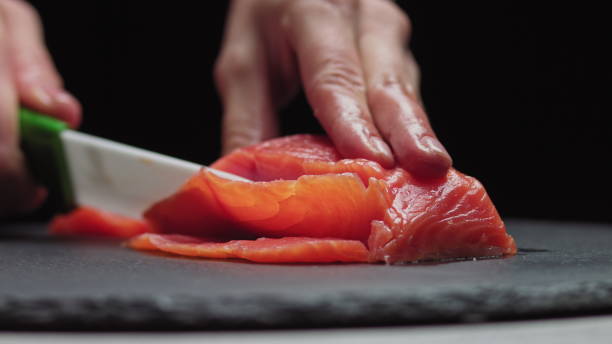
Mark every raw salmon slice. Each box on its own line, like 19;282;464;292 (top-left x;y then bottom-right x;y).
51;206;152;238
50;134;516;264
145;170;388;243
129;234;369;263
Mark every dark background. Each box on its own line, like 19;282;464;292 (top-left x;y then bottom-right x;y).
26;1;611;222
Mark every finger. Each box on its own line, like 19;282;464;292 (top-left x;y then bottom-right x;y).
215;1;278;155
0;0;81;127
0;16;45;216
282;0;394;168
358;0;452;179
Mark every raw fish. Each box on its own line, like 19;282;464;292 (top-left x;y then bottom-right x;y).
51;135;516;264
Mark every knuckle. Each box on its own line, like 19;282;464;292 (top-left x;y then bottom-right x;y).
1;0;39;20
222;126;257;151
224;125;252;142
371;0;412;39
322;0;356;12
214;45;255;86
308;56;365;94
283;0;346;23
405;52;421;83
367;72;420;105
370;74;403;92
394;11;412;39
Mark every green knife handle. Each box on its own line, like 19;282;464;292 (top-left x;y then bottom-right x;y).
19;107;75;212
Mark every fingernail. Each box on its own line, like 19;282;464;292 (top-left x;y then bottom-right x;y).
369;136;395;167
421;136;450;157
407;138;453;180
54;90;77;106
52;89;82;128
30;85;54;107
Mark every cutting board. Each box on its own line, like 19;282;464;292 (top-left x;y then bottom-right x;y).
1;219;612;330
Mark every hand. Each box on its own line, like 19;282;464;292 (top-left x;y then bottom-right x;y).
0;0;81;216
215;0;452;179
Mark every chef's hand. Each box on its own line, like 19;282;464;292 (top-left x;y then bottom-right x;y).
216;0;452;179
0;0;81;216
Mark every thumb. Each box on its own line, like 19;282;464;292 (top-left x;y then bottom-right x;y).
0;9;45;216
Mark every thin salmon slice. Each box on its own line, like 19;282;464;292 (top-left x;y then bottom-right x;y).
145;170;388;243
51;206;152;238
129;234;369;263
50;134;516;264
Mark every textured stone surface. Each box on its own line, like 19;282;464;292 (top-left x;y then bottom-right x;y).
1;219;612;330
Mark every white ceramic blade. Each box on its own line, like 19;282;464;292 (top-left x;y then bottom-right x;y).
61;130;250;218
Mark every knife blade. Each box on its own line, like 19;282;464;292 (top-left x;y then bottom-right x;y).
19;108;250;218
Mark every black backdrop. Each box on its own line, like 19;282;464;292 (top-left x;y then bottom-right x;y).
25;1;612;222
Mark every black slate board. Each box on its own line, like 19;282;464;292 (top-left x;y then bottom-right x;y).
1;219;612;330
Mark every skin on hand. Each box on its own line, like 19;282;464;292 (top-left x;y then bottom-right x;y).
0;0;81;216
215;0;452;179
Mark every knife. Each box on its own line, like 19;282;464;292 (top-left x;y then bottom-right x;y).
19;108;250;218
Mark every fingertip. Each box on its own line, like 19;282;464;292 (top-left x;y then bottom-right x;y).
333;132;395;169
421;136;452;164
408;156;452;180
368;136;395;168
399;136;453;180
367;85;452;178
52;90;82;128
21;85;82;128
